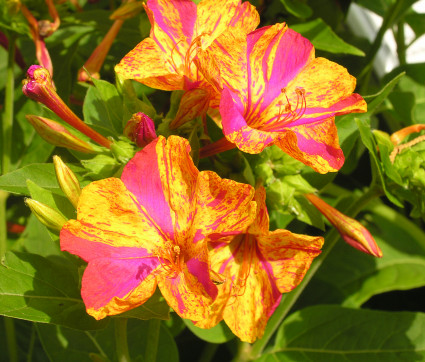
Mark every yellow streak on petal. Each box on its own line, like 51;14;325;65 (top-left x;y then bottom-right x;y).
69;178;164;250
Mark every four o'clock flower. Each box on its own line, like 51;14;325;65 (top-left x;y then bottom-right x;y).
115;0;260;124
60;136;256;320
199;24;367;174
195;187;323;342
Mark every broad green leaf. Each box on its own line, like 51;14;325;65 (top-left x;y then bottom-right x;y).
0;163;85;195
405;12;425;38
92;78;124;134
258;305;425;361
297;202;425;308
291;18;364;56
183;319;235;343
279;0;312;18
388;91;417;124
0;251;107;330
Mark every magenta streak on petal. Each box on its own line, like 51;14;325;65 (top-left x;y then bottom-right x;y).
220;87;248;135
295;131;344;170
121;141;174;239
187;258;218;299
166;275;187;315
60;227;154;262
257;248;281;317
81;256;160;310
147;0;196;49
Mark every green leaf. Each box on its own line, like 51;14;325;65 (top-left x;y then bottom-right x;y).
118;289;170;321
91;78;124;134
291;18;364;56
405;12;425;38
298;202;425;308
0;251;107;330
279;0;312;18
258;305;425;361
0;164;85;195
183;319;235;343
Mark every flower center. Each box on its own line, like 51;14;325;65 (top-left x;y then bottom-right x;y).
154;241;184;278
265;87;307;131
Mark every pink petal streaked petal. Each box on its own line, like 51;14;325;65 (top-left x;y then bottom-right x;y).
82;257;159;320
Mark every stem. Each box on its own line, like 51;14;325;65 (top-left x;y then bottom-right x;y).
27;324;36;362
248;187;382;360
4;317;18;362
199;343;219;362
115;318;131;362
0;190;9;263
144;319;161;362
395;21;406;65
2;33;16;175
199;137;236;158
358;0;406;91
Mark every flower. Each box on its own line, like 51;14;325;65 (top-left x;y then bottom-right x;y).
22;66;112;149
60;135;256;320
196;187;323;342
115;0;259;111
305;193;382;257
200;24;367;174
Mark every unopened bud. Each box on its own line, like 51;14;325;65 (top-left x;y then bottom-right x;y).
170;88;209;129
22;65;112;149
305;193;382;257
26;115;96;153
53;156;82;208
110;1;143;20
25;198;67;231
124;112;157;147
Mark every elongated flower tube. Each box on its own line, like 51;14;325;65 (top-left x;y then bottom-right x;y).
23;65;112;148
390;124;425;145
26;115;97;153
60;135;256;320
199;24;367;173
195;187;323;342
305;193;382;257
115;0;259;108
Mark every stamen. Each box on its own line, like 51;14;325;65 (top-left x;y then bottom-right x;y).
183;32;210;77
154;242;183;278
169;36;186;72
273;87;307;128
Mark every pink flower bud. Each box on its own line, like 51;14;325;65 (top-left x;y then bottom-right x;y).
305;193;383;257
25;115;96;153
22;65;112;149
123;112;157;147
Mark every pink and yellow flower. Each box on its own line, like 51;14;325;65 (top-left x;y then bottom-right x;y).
200;24;367;174
60;136;256;320
196;187;323;342
114;0;259;119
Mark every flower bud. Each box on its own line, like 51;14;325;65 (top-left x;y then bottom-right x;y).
123;112;157;147
53;156;82;208
25;198;67;231
22;66;112;149
26;115;96;153
170;88;209;129
110;1;143;20
305;193;382;257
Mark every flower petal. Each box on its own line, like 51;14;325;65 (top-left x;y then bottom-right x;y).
82;257;159;320
115;38;184;90
257;230;323;293
274;117;344;173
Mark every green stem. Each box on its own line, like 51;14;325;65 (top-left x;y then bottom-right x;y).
2;33;16;176
358;0;406;91
4;317;18;362
115;319;131;362
0;190;8;263
27;324;36;362
199;343;219;362
247;187;381;360
144;319;161;362
395;20;406;65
